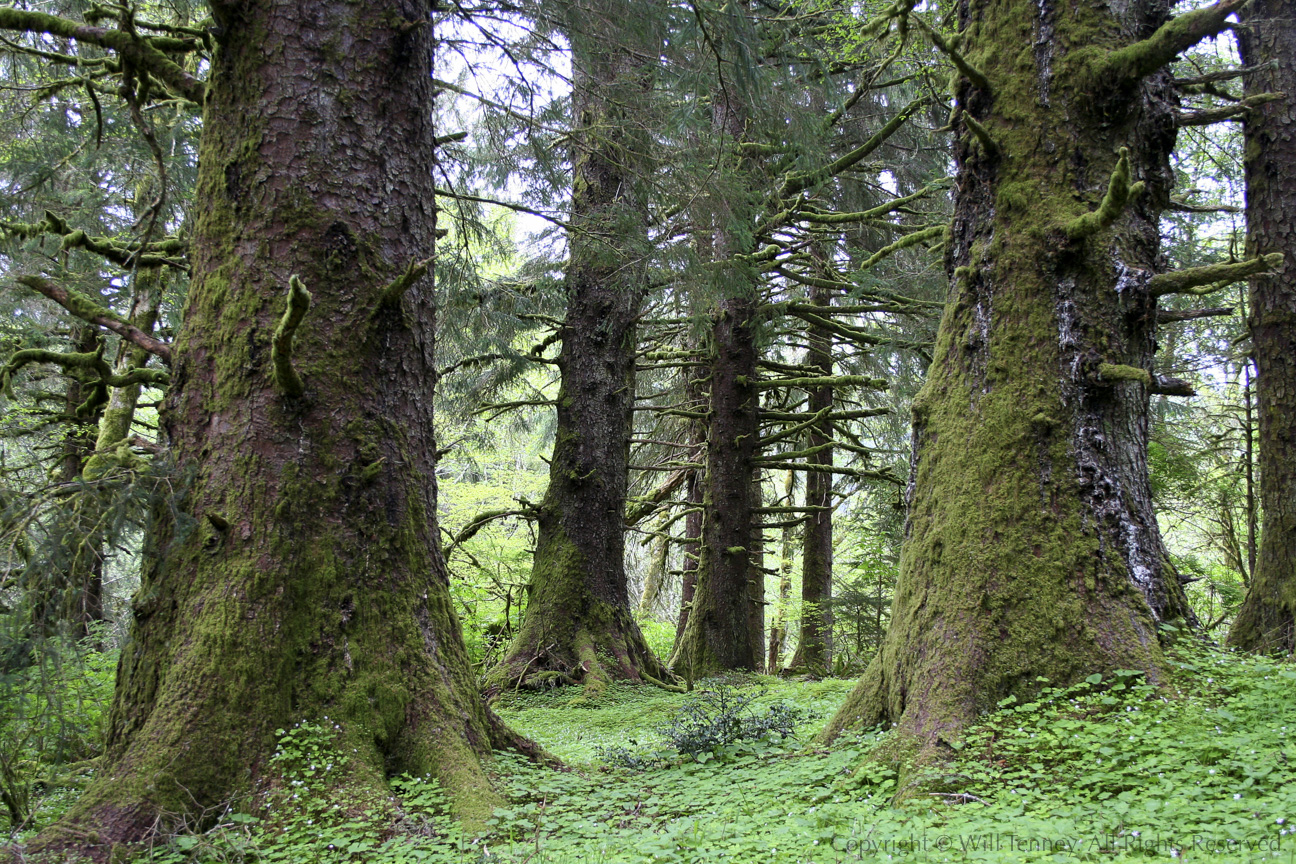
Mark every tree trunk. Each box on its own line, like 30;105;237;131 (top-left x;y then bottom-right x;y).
672;464;703;661
1228;0;1296;654
670;69;764;676
670;284;762;675
484;0;668;696
824;0;1229;749
32;2;526;857
788;284;834;674
767;471;796;672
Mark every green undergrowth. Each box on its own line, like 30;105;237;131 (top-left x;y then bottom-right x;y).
7;644;1296;863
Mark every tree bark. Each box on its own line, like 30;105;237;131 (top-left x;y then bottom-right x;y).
767;470;796;672
1228;0;1296;654
30;1;526;857
788;283;834;674
484;0;669;696
824;0;1222;750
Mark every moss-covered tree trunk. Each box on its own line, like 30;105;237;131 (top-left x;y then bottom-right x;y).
31;2;523;857
788;286;834;674
484;0;669;696
823;0;1236;749
1228;0;1296;654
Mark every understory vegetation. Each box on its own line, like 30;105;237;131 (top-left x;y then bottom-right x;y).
5;640;1293;862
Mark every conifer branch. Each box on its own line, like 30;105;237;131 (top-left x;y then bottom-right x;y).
625;467;692;527
779;96;926;197
961;114;1001;159
1096;364;1195;396
1066;148;1144;240
2;213;188;268
1175;93;1282;127
0;7;206;103
1148;253;1284;297
858;224;947;270
272;276;311;398
14;275;173;364
379;257;432;307
749;374;889;391
2;345;168;406
1101;0;1246;85
1156;306;1234;324
914;16;992;94
758;461;902;483
446;505;540;554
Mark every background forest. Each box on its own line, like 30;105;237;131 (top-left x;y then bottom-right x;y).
0;0;1293;860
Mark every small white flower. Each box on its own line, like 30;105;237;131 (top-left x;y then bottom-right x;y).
1234;794;1242;800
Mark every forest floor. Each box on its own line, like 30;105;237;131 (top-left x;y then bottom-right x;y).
9;641;1296;863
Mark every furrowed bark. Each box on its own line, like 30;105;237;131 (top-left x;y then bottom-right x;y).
27;2;524;858
670;72;764;674
787;282;834;675
824;0;1203;752
484;0;669;697
1228;0;1296;655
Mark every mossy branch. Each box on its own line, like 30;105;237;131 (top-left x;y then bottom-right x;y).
0;7;206;103
779;96;927;197
759;461;902;484
961;114;1001;159
2;344;168;410
379;257;432;307
1;213;188;268
914;16;991;94
1101;0;1247;85
272;276;311;398
447;505;540;553
1156;306;1234;324
1096;363;1152;386
1066;148;1145;240
1176;93;1283;127
1096;364;1195;396
1148;253;1284;297
15;275;173;363
751;374;889;391
625;467;691;527
859;224;947;270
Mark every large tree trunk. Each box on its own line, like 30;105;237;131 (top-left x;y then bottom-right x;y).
484;0;668;696
31;1;524;857
670;285;762;675
1228;0;1296;654
824;0;1230;749
670;69;765;676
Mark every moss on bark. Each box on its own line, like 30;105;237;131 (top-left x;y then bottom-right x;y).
824;0;1218;753
485;1;671;698
1227;0;1296;655
23;3;527;860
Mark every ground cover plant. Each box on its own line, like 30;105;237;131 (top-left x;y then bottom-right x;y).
7;641;1294;862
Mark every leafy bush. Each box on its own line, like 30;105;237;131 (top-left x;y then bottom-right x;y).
656;684;803;758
